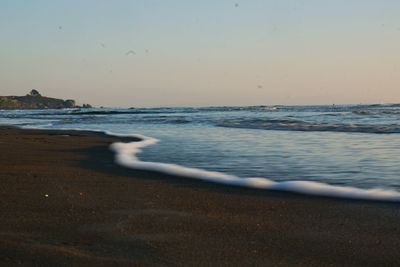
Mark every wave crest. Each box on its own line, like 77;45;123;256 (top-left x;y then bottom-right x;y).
217;118;400;134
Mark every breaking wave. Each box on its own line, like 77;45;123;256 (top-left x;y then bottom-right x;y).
217;118;400;134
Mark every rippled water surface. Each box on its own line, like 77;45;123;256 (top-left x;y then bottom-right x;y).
1;104;400;190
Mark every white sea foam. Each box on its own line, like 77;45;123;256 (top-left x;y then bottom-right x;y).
109;133;400;202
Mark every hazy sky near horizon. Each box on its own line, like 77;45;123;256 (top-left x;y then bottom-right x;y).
1;0;400;107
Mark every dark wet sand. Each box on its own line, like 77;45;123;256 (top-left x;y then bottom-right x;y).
0;127;399;266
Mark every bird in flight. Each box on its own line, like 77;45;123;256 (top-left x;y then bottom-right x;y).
125;50;136;56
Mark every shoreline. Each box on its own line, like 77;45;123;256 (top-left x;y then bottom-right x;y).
14;125;400;203
1;126;400;266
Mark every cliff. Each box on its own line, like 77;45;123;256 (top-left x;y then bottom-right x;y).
0;90;91;109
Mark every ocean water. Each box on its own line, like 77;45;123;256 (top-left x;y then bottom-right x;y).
2;104;400;200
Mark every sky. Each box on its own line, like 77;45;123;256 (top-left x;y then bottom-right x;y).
1;0;400;107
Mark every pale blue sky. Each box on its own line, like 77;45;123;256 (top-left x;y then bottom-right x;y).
1;0;400;107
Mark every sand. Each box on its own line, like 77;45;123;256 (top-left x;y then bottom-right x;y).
0;126;400;266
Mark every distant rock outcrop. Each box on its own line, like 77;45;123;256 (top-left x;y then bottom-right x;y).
0;90;92;109
28;89;41;97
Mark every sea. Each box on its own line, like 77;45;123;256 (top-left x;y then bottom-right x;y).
2;104;400;201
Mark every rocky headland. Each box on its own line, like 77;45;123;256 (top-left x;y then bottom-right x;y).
0;90;91;109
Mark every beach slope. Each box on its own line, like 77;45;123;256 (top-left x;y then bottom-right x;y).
0;127;399;266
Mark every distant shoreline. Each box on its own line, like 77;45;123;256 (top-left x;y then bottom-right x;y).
0;126;399;266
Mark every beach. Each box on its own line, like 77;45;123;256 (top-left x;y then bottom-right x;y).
1;126;400;266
